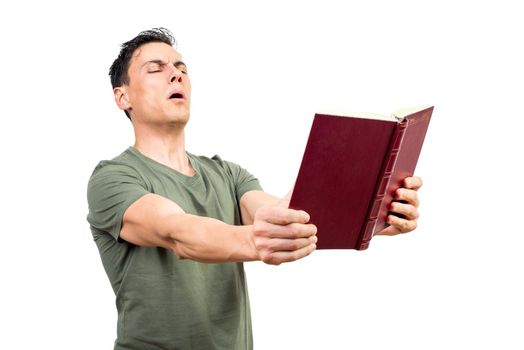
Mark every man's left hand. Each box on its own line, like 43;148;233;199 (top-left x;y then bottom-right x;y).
376;176;423;236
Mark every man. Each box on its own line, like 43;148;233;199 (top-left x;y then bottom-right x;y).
87;28;422;349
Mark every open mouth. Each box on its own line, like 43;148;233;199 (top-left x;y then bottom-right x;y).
169;93;184;99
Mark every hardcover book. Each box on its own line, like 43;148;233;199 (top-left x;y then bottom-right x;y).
289;106;433;250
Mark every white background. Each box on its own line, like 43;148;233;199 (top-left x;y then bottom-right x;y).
1;0;523;349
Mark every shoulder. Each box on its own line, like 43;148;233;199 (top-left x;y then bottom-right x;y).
88;148;146;186
189;153;261;192
189;152;225;166
189;153;245;177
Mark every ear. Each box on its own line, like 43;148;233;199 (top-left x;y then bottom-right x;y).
114;86;131;112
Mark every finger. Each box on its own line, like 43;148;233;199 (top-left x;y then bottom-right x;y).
258;206;310;225
375;225;402;236
258;236;318;253
395;188;420;208
387;215;417;233
261;243;316;265
254;222;317;239
403;176;423;190
389;201;419;221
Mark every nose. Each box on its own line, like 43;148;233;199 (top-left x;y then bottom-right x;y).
170;66;183;84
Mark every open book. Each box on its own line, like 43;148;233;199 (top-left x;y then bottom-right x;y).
289;106;433;250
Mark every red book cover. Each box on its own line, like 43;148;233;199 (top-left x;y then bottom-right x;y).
289;106;433;250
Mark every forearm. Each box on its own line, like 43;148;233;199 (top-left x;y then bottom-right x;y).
121;192;315;265
165;213;259;263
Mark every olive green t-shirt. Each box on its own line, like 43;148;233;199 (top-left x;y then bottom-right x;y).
87;147;262;350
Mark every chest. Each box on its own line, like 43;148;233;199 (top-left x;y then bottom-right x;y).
144;169;241;225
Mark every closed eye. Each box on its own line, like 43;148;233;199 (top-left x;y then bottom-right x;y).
175;62;188;74
146;61;166;73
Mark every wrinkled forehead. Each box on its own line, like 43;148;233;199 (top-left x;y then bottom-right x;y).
130;42;183;68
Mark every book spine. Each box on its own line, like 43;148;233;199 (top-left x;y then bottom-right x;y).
356;121;408;250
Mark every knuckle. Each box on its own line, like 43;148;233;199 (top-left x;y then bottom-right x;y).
257;239;269;250
268;254;282;265
253;222;266;237
290;240;301;251
267;239;279;251
288;224;300;236
400;220;416;233
275;210;288;223
253;222;262;234
261;252;273;264
403;190;413;201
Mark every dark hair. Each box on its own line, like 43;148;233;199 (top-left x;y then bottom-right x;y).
109;28;176;119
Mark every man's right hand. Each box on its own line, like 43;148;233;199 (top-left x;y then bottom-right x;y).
252;198;317;265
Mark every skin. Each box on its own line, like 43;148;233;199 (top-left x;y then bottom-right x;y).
113;42;422;265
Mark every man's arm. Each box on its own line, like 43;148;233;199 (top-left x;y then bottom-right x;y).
120;193;317;265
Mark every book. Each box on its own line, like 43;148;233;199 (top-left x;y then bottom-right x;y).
289;105;433;250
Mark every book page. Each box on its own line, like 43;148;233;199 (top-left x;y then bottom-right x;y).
391;105;433;120
316;108;398;122
317;105;432;122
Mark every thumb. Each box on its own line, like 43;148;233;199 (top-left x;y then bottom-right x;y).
276;196;290;208
276;185;295;208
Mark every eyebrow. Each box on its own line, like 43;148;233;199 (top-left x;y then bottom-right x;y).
141;59;187;70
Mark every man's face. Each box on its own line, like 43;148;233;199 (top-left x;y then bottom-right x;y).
116;42;191;125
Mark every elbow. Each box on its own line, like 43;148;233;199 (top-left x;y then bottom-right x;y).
170;242;191;260
163;224;208;261
166;232;235;263
160;228;191;260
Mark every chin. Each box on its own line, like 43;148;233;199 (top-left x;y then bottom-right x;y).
163;106;190;124
167;114;190;126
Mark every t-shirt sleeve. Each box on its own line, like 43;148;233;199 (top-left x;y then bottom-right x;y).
220;158;263;202
87;162;149;240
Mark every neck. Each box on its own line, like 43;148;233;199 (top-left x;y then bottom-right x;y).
132;123;195;176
